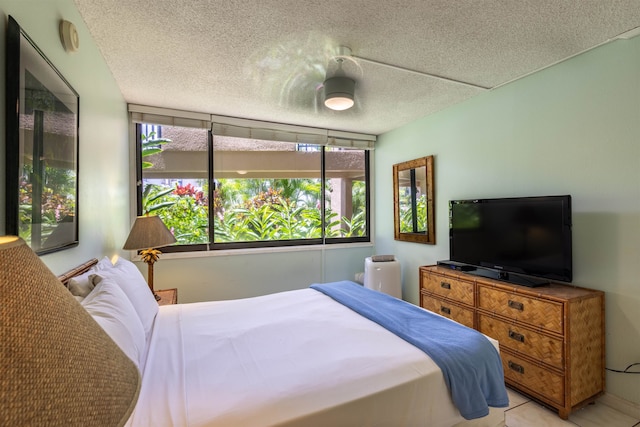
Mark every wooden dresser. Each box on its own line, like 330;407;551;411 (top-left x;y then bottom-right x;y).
419;265;605;419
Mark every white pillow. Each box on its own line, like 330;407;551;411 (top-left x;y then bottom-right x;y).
95;256;114;271
94;257;159;339
66;256;113;297
68;272;96;297
82;277;146;369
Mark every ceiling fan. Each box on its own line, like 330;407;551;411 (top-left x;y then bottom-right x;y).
321;46;488;112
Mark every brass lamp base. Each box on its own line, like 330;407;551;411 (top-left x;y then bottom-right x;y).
140;248;162;301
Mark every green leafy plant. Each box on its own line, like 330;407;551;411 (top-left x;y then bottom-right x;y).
340;210;366;237
400;194;426;233
141;131;171;169
17;165;76;240
142;184;176;215
144;176;367;245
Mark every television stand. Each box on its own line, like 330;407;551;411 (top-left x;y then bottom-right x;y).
469;268;549;287
419;265;605;419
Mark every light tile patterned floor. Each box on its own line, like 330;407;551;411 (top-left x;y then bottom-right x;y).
504;388;640;427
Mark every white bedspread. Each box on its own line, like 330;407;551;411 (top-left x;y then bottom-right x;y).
126;288;492;427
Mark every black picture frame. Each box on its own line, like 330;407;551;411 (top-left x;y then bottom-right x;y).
5;16;79;255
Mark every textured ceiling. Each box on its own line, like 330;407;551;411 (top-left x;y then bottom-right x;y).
73;0;640;135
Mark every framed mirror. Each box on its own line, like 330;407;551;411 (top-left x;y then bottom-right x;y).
5;16;79;254
393;156;435;244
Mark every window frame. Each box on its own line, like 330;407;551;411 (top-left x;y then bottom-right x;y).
130;106;374;253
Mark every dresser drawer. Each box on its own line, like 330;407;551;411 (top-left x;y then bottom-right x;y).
421;272;474;306
477;285;563;334
421;294;474;328
478;314;563;370
502;350;565;406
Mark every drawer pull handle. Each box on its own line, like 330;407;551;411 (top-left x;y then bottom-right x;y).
508;300;524;311
508;361;525;374
508;330;525;343
440;282;451;289
440;306;451;315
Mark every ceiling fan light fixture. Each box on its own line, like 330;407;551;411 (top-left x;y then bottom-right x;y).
323;76;355;111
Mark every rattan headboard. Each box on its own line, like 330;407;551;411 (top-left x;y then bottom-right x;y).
57;258;99;287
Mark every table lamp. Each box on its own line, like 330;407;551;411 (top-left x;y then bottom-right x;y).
0;236;140;426
123;215;176;300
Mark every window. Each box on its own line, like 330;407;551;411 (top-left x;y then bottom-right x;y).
131;107;373;252
324;146;369;240
137;124;210;250
212;136;323;245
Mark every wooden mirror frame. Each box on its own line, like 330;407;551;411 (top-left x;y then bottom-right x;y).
393;156;435;244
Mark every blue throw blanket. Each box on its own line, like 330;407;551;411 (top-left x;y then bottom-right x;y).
310;281;509;420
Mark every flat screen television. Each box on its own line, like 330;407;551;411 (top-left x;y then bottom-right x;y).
448;195;572;286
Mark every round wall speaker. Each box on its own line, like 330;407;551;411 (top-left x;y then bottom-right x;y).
60;20;79;53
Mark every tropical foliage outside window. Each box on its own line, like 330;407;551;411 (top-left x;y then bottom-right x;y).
399;193;427;233
18;165;76;241
137;123;369;250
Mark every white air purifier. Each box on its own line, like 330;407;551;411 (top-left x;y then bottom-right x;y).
364;256;401;298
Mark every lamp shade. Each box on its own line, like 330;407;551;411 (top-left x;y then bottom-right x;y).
323;75;355;111
123;215;176;250
0;236;140;426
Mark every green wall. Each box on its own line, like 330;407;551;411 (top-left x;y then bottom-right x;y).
375;36;640;406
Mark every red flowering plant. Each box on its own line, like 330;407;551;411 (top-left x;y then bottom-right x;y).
174;183;205;205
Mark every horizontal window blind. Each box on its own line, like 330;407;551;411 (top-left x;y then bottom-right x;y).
129;105;377;149
129;104;211;129
211;114;375;149
211;122;326;145
327;130;376;150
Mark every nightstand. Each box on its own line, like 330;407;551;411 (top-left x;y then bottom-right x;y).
155;288;178;306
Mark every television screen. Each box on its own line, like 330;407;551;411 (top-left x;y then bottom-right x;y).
449;195;572;285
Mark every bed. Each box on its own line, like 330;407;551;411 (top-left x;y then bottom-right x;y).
61;256;509;427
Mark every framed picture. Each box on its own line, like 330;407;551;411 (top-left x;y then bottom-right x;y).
5;16;80;255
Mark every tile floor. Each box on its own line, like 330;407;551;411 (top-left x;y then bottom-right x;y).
504;387;640;427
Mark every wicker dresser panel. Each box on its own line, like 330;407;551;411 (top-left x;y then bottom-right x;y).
568;296;606;406
421;271;474;306
501;349;565;406
421;294;474;328
478;314;564;369
477;285;564;334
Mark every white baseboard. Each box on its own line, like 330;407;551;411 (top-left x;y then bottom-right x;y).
598;392;640;419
